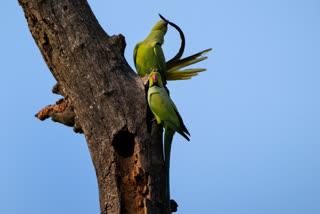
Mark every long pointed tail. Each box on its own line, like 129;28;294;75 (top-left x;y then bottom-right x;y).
164;128;175;213
166;48;212;81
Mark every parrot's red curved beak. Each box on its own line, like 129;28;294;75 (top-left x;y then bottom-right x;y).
152;73;158;83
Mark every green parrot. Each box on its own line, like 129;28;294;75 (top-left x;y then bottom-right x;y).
134;15;212;82
147;71;190;211
134;20;168;82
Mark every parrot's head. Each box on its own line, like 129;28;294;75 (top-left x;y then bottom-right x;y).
149;71;163;87
151;20;168;34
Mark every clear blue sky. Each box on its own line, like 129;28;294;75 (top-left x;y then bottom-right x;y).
1;0;319;213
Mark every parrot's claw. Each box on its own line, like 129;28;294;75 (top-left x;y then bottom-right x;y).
150;68;159;73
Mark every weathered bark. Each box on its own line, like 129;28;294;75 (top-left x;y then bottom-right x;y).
18;0;170;213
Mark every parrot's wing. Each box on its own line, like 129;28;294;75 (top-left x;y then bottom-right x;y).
149;88;179;126
156;87;190;138
153;42;166;75
149;87;190;141
133;42;140;69
169;99;190;137
164;119;190;141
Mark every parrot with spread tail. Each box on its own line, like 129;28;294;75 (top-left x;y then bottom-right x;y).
147;71;190;212
134;14;212;82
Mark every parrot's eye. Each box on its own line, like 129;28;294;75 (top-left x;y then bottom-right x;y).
152;74;158;83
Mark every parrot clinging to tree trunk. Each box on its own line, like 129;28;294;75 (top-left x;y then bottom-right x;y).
134;14;212;82
147;71;190;212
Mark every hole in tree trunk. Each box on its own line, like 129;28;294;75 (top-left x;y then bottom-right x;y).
112;129;135;158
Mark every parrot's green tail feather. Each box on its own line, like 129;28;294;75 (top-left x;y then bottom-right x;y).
166;48;212;81
166;68;206;81
164;128;175;213
166;48;212;70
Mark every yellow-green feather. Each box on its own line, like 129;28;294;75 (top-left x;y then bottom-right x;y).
165;48;212;81
134;21;167;78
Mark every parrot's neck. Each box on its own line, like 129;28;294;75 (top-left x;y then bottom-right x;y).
146;31;165;44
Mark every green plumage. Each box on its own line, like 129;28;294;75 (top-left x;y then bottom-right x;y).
148;72;190;140
147;71;190;212
166;48;212;80
134;20;168;80
138;15;210;212
134;18;211;81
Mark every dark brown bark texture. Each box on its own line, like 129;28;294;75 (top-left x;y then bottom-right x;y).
19;0;170;213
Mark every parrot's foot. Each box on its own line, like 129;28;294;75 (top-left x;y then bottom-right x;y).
150;68;159;73
142;75;150;86
170;200;178;212
151;117;157;122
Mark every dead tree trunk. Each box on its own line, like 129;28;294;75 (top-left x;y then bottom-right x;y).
18;0;170;213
